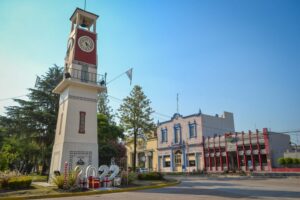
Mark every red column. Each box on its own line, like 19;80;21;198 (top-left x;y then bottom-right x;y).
263;128;272;171
219;135;223;171
242;131;247;171
235;133;240;170
214;136;217;171
202;136;206;170
225;134;229;170
249;131;255;170
256;129;262;171
208;137;212;171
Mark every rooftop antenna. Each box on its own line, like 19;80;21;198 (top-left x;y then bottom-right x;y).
84;0;87;10
176;93;179;113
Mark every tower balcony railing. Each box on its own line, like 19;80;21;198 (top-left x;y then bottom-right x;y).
64;68;106;86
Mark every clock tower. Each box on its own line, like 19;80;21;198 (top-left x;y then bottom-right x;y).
49;8;106;180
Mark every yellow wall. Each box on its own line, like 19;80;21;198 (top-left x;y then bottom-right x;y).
126;137;158;171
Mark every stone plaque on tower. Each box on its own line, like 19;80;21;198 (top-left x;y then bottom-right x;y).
49;8;106;180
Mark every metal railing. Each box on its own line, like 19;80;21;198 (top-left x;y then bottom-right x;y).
64;68;106;86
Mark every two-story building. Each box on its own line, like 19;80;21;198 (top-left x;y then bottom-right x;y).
157;111;235;172
126;132;158;172
203;128;291;172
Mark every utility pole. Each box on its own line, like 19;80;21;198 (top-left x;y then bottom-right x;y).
176;93;179;113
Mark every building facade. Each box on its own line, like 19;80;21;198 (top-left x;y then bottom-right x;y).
126;134;158;172
157;111;235;172
203;128;291;172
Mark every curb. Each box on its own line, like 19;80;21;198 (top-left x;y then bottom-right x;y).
0;180;180;200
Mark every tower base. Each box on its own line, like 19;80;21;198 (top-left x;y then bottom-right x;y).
49;142;98;182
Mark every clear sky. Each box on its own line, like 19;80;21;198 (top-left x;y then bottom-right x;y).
0;0;299;140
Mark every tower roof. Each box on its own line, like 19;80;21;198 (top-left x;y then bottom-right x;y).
70;7;99;21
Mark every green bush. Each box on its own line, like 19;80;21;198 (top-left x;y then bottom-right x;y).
278;157;286;166
137;172;164;180
52;175;65;189
121;171;137;185
67;172;79;189
52;172;79;190
7;176;32;189
292;158;300;165
0;170;22;189
285;157;293;166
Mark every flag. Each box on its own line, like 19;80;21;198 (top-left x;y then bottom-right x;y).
125;68;133;85
35;76;41;88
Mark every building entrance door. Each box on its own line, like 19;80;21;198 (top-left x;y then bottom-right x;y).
228;152;238;171
174;150;182;172
148;155;153;171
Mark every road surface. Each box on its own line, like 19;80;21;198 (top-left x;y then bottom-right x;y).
41;176;300;200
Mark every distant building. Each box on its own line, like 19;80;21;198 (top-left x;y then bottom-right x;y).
284;149;300;159
157;111;235;172
203;128;291;172
126;132;158;172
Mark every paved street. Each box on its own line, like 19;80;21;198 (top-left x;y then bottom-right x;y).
42;176;300;200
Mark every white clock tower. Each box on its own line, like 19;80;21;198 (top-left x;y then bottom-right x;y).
49;8;106;179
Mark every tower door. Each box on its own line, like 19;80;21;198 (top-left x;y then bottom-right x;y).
81;65;89;82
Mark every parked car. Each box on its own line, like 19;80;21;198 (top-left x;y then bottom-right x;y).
136;168;149;173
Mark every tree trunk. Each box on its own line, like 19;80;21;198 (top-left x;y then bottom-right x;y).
133;128;137;172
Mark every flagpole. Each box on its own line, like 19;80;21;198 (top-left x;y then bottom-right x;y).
106;68;133;85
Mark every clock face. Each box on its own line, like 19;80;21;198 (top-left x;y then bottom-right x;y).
78;35;95;53
66;38;74;56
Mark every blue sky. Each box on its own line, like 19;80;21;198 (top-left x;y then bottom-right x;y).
0;0;299;140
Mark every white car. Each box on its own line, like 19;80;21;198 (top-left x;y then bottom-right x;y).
136;168;149;173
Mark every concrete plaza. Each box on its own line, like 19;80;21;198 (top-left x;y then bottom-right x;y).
42;176;300;200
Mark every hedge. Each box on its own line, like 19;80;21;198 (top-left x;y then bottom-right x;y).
5;176;32;189
138;172;164;180
278;157;300;167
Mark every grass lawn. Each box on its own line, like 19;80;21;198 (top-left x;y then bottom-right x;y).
0;184;60;199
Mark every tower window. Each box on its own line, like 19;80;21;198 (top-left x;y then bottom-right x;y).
79;111;86;134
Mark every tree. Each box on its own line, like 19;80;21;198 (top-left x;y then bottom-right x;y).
98;93;114;122
118;85;155;171
97;113;125;165
0;65;63;174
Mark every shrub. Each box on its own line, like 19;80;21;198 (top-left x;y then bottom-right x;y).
0;170;22;189
7;176;32;189
67;172;79;189
52;172;80;190
278;157;286;166
292;158;300;165
284;158;293;166
238;170;246;176
138;172;164;180
52;175;65;189
121;171;137;185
